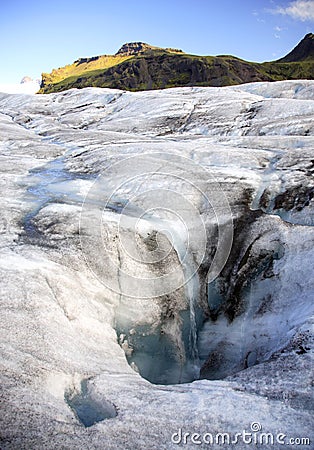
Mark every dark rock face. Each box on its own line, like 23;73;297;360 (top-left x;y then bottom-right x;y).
278;33;314;62
76;54;271;91
115;42;157;56
75;56;100;65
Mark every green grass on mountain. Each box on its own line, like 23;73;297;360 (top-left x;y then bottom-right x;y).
261;61;314;80
39;52;266;93
41;54;133;86
39;35;314;94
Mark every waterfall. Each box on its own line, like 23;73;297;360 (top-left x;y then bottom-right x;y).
150;216;200;371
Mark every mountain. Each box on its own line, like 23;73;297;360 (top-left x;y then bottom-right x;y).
39;35;314;93
20;76;34;84
277;33;314;62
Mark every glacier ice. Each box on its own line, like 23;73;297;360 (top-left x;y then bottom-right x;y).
0;80;313;448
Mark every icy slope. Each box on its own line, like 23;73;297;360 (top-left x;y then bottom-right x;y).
0;80;313;448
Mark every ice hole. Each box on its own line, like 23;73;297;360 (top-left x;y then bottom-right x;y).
65;379;117;427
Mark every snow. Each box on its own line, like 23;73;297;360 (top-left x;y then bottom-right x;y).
0;81;313;448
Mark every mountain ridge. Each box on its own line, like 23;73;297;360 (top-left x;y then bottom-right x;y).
39;34;314;93
277;33;314;63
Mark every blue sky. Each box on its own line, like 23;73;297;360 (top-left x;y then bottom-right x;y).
0;0;313;84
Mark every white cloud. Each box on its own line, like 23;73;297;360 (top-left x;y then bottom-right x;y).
0;81;40;95
274;0;314;21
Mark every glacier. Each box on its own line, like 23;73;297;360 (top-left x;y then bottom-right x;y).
0;80;313;448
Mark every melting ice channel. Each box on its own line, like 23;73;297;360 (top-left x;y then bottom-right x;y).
21;153;314;386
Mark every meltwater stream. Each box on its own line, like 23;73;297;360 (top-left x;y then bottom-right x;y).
149;216;201;379
114;214;202;385
21;157;96;238
152;217;200;356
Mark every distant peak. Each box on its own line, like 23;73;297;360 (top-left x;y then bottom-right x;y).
115;42;184;56
20;76;33;84
278;32;314;63
115;42;158;56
